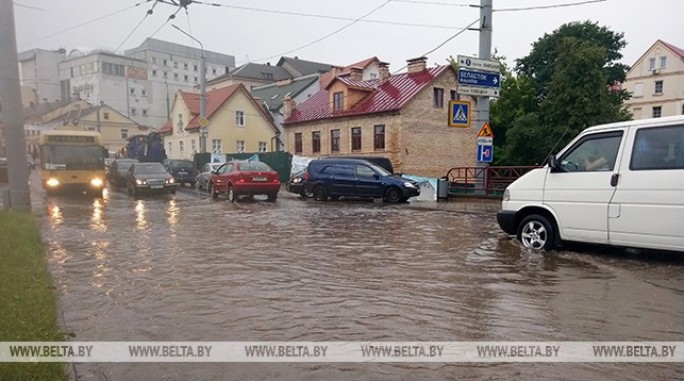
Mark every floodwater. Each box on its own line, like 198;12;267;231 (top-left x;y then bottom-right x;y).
35;183;684;380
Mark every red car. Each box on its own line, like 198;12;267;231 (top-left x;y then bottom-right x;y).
211;161;280;202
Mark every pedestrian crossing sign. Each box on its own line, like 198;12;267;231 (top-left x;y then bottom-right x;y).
448;100;470;128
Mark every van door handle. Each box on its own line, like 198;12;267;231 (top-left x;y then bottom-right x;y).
610;173;619;187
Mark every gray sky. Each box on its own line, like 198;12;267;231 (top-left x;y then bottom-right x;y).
13;0;684;71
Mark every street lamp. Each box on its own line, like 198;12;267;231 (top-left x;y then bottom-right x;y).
171;24;207;153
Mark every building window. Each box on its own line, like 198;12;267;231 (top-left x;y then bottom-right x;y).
648;58;655;70
312;131;321;153
433;87;444;108
652;106;662;118
121;129;129;139
131;108;137;116
660;56;667;68
173;61;178;69
236;140;245;153
235;111;245;126
212;68;217;75
163;59;168;66
103;112;109;120
351;127;362;151
174;73;179;80
152;57;156;64
450;90;458;100
330;129;340;152
184;63;188;70
130;88;135;95
374;124;385;150
193;65;198;72
177;114;184;133
258;142;267;152
294;133;302;154
333;92;343;111
168;142;172;155
191;139;196;153
141;89;147;96
184;75;188;82
654;80;663;94
212;139;222;153
152;70;157;77
142;109;148;116
179;141;184;155
194;76;198;83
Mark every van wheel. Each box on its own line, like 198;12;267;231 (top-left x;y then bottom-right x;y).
227;185;237;203
313;186;328;201
517;214;555;251
267;193;278;202
384;186;403;203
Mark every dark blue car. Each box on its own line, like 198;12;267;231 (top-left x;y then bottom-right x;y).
163;159;196;187
304;159;419;203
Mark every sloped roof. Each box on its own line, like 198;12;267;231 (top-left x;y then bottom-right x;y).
277;56;334;76
160;83;277;133
208;63;292;85
319;56;381;89
251;74;320;111
660;40;684;60
285;65;450;124
23;100;72;119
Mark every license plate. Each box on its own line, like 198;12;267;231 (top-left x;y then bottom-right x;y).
253;177;267;182
151;185;163;189
178;171;187;175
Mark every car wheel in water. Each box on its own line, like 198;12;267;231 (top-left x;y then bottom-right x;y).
517;214;556;251
228;185;237;203
384;186;402;203
267;193;277;202
313;186;328;201
212;190;219;199
190;182;196;188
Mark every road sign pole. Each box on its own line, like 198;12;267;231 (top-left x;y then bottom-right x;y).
476;0;493;173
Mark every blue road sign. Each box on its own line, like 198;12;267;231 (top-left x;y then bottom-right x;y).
448;100;470;128
458;69;501;89
477;144;494;163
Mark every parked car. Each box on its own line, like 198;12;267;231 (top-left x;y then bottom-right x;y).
126;162;176;196
108;159;138;187
304;158;419;203
212;161;280;202
196;162;224;192
322;156;394;174
163;159;196;187
497;115;684;252
285;169;311;198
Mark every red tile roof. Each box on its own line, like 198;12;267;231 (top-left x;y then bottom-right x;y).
319;56;380;88
660;40;684;60
285;65;450;124
159;83;276;134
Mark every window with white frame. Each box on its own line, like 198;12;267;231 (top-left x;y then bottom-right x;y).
179;141;184;155
660;56;667;68
652;106;662;118
236;140;246;153
121;129;128;139
191;139;196;153
168;142;172;155
212;139;222;153
177;114;184;133
258;142;267;152
655;80;663;94
235;111;245;126
648;58;656;70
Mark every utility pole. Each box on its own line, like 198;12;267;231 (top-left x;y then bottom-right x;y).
172;25;207;153
0;0;31;210
476;0;493;130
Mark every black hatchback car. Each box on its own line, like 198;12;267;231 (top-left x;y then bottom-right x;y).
304;159;419;203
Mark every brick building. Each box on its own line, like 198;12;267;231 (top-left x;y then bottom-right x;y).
282;57;478;177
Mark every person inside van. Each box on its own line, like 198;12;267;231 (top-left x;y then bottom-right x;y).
578;135;621;171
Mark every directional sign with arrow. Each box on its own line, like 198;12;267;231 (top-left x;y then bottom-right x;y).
457;69;501;89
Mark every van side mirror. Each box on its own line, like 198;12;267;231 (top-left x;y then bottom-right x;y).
548;155;564;172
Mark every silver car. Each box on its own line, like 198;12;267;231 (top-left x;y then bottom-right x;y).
196;162;224;192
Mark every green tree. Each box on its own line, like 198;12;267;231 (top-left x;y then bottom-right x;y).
491;21;631;165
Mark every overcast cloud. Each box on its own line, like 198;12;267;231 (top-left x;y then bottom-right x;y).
13;0;684;71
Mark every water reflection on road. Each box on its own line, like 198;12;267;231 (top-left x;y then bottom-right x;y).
37;186;684;380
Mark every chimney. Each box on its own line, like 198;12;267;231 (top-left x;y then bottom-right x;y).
378;61;390;85
282;95;296;119
349;67;363;81
406;56;427;73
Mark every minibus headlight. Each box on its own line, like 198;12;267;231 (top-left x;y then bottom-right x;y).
46;178;60;187
503;189;510;201
90;178;104;187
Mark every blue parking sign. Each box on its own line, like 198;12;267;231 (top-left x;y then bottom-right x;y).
477;144;493;163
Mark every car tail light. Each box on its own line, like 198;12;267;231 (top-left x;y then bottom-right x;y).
305;171;309;181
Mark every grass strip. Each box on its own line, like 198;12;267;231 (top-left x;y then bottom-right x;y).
0;211;66;380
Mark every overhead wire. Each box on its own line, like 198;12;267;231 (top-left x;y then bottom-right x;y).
494;0;607;12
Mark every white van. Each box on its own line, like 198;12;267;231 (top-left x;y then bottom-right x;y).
497;115;684;252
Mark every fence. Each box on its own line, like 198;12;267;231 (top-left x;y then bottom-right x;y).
445;166;540;197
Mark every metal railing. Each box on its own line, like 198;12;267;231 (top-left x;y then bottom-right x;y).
445;166;541;197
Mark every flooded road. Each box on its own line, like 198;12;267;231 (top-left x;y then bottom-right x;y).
36;184;684;380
